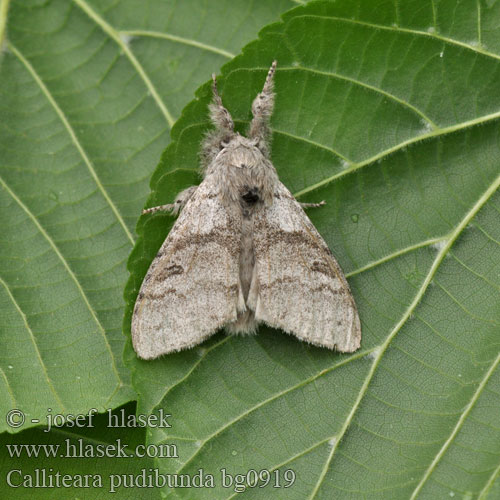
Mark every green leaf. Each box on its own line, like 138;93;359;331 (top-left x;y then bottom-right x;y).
125;1;500;498
0;0;298;433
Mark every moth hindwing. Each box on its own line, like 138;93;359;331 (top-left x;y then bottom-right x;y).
132;61;361;359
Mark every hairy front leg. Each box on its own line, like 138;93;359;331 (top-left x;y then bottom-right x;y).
300;200;326;209
142;186;198;216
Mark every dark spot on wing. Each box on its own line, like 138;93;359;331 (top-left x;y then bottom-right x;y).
155;263;184;282
311;260;334;278
166;264;184;276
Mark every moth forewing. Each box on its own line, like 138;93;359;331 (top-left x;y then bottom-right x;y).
131;175;242;359
252;183;361;352
132;60;361;358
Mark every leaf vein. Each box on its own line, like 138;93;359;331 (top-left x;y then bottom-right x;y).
410;350;500;498
119;30;235;59
72;0;175;127
280;66;438;130
0;365;17;410
346;237;447;277
0;176;122;389
450;252;500;292
478;456;500;499
0;275;66;411
433;279;500;325
296;14;500;61
8;42;135;245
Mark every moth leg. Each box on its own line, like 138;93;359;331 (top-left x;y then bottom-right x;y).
142;186;198;216
300;201;326;209
249;60;277;157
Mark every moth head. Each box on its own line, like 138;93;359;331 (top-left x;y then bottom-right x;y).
217;133;267;170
